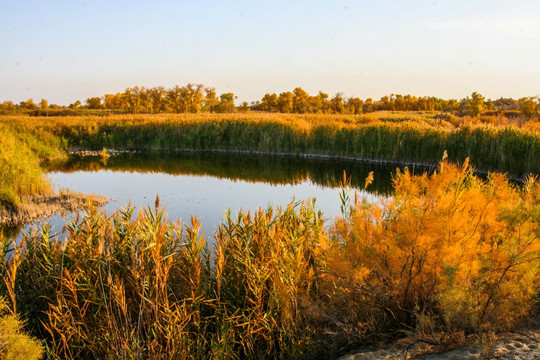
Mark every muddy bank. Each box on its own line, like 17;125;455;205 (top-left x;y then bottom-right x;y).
0;193;108;228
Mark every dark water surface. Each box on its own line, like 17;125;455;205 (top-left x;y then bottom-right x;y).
7;152;426;239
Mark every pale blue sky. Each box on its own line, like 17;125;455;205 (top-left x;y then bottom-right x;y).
1;0;539;105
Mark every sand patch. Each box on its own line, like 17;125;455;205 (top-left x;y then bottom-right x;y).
339;330;539;359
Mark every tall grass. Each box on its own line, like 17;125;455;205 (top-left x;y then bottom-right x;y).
1;160;539;359
1;199;327;359
3;113;538;177
0;123;64;207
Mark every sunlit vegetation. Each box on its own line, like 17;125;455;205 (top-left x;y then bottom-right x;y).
1;84;539;119
0;123;65;207
322;160;540;353
3;111;539;177
0;297;44;360
1;160;538;359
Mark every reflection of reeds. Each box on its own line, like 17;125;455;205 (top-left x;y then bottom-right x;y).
47;152;398;195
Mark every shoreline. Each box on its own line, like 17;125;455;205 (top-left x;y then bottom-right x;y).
0;193;109;228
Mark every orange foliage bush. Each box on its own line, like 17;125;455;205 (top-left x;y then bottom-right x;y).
317;159;539;347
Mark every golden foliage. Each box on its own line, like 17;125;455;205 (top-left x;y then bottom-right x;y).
322;159;540;344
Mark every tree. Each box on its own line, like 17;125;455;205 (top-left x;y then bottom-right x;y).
123;87;143;113
318;91;330;114
261;93;279;112
0;101;16;112
330;93;345;114
184;83;205;113
292;87;310;113
103;93;125;110
167;85;185;113
238;101;250;113
470;91;485;116
215;93;237;113
19;98;37;110
86;97;103;109
148;86;165;113
68;100;81;109
39;99;49;111
345;97;363;114
518;97;539;118
204;87;219;113
277;92;294;113
363;98;373;113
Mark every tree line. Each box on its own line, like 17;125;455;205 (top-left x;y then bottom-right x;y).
1;84;538;117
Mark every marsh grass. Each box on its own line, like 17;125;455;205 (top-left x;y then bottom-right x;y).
1;198;327;359
3;112;538;178
1;160;538;359
0;126;53;207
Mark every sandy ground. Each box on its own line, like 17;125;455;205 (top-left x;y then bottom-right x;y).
0;193;108;227
338;330;540;359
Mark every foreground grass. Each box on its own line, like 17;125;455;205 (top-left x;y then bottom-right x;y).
1;160;538;359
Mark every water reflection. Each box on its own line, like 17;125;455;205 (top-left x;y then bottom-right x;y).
6;152;428;239
47;151;421;194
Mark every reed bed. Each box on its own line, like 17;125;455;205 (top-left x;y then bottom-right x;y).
1;199;328;359
1;160;539;359
2;112;539;179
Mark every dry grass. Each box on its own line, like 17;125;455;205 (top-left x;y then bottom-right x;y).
0;159;538;359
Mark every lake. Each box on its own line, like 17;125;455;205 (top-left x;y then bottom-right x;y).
5;152;426;239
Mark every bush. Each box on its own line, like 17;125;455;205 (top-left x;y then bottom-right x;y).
0;297;44;360
317;159;540;351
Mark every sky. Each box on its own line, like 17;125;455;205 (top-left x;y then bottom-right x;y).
1;0;539;105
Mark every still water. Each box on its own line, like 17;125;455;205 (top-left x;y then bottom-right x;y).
10;152;425;239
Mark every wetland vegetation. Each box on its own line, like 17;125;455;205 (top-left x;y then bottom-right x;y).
0;99;539;358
